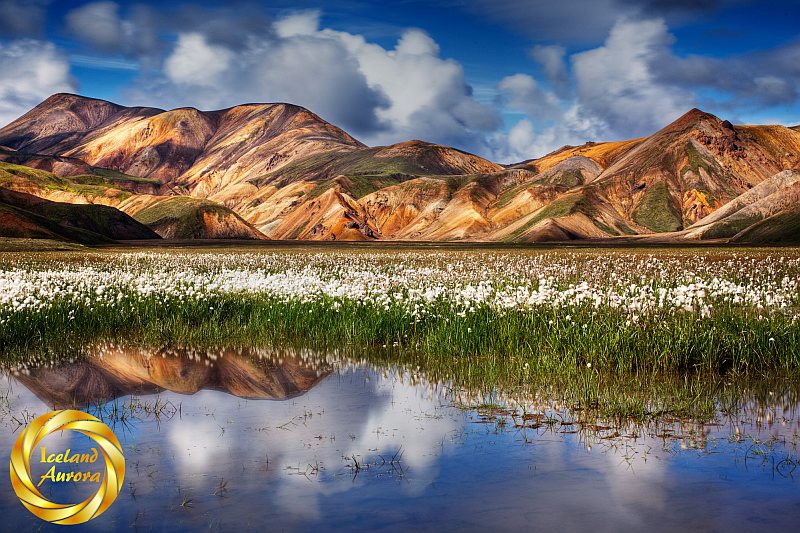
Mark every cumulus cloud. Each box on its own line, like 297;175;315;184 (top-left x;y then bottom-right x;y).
571;17;694;137
493;13;800;162
464;0;628;44
328;27;499;147
64;1;160;55
498;73;562;121
653;39;800;109
0;0;49;37
133;11;499;152
275;9;321;38
65;1;124;50
150;18;384;134
64;1;273;56
164;33;233;87
617;0;736;17
753;76;797;106
529;45;569;94
490;106;604;163
502;119;536;161
489;18;695;162
0;39;76;126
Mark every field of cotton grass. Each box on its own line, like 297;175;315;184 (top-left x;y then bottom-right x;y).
1;247;799;379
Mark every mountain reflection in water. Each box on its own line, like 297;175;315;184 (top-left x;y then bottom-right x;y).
8;344;331;409
0;344;798;532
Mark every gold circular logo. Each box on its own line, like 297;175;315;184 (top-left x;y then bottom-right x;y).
9;410;125;525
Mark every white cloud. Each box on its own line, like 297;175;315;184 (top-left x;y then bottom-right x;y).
394;28;440;56
0;39;76;127
753;75;796;106
0;0;48;37
529;45;569;94
69;54;139;71
137;15;499;153
464;0;743;44
164;33;233;87
137;21;382;133
64;1;160;56
328;27;499;148
653;40;800;109
274;10;321;38
498;73;562;121
491;17;697;162
491;106;605;163
65;1;124;50
502;119;536;161
571;17;694;137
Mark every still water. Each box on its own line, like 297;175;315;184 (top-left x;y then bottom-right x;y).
1;344;798;532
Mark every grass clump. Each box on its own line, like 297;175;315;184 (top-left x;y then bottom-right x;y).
633;182;682;232
681;142;713;178
0;162;156;198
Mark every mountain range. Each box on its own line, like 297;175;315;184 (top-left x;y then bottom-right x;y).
0;93;798;244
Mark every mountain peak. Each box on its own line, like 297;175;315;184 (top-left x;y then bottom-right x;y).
641;108;729;142
392;139;434;148
6;93;125;124
670;107;721;127
41;92;119;106
684;107;711;118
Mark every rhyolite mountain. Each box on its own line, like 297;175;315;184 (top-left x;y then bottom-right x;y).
0;185;159;244
1;93;799;243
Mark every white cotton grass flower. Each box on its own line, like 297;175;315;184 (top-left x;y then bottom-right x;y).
0;250;798;325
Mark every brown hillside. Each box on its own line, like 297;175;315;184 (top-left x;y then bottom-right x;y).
583;109;800;232
2;94;800;244
0;186;159;243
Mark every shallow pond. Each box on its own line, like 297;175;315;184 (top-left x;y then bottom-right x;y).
1;344;798;531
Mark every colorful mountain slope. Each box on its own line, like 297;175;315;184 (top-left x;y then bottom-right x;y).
684;170;800;241
0;186;159;243
1;94;799;244
0;162;265;239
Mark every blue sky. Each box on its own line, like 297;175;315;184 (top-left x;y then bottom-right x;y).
0;0;799;161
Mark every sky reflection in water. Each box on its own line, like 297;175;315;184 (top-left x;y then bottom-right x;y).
0;345;798;532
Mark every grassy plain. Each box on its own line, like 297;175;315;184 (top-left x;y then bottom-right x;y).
1;245;798;421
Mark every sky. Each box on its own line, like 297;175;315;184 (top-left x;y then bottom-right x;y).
0;0;799;162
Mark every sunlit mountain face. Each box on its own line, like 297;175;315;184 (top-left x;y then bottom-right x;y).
1;95;799;244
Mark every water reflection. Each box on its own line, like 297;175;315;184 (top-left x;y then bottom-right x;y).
0;344;798;531
9;344;331;408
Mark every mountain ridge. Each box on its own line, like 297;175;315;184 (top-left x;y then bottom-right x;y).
1;94;798;244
